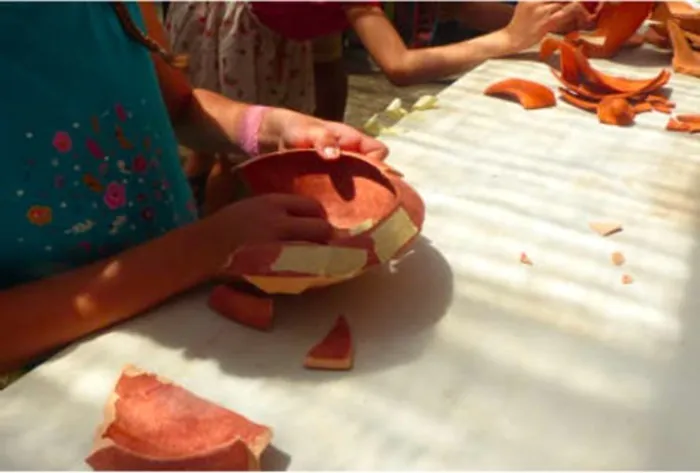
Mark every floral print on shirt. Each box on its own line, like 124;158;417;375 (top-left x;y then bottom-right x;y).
12;99;198;280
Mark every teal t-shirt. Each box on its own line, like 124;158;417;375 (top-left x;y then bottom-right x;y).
0;2;197;288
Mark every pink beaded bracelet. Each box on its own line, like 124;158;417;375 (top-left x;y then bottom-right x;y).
239;105;270;157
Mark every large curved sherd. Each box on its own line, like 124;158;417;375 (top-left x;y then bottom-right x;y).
484;78;557;110
86;366;272;471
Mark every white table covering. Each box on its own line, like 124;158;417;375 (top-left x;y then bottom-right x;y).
3;47;700;470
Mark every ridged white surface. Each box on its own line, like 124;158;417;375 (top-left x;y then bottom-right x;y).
4;47;700;470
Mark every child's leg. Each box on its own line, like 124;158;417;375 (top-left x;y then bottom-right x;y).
312;33;348;122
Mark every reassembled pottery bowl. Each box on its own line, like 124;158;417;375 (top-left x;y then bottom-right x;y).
222;149;425;295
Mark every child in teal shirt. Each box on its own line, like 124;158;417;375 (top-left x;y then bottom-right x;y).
0;1;387;382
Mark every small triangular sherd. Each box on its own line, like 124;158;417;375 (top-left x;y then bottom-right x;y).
589;221;623;237
304;315;353;371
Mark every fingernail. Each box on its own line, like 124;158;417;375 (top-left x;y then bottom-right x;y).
323;146;340;160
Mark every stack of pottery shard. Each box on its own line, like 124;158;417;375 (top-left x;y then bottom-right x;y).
649;1;700;77
561;1;700;71
539;33;673;126
560;1;700;130
483;2;700;131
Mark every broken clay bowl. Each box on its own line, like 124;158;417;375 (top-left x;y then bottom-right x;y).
222;149;425;295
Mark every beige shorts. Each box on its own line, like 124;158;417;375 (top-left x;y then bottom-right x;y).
312;33;343;63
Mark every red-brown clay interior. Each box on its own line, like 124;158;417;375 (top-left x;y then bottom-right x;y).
103;373;267;458
234;150;399;230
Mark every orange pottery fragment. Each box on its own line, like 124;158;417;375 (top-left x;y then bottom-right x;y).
680;18;700;36
304;315;353;371
85;366;272;471
666;1;700;21
633;101;654;113
653;2;700;34
559;88;598;112
208;284;274;331
651;102;675;114
589;221;623;237
484;78;556;109
611;251;626;266
597;96;636;126
668;19;700;77
623;33;645;49
677;114;700;125
666;115;700;133
647;94;674;105
540;36;563;62
567;2;655;58
621;274;634;285
543;38;670;97
686;29;700;48
644;24;672;49
543;36;671;125
667;117;691;132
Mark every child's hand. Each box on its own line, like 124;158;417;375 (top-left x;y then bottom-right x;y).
503;2;581;51
201;193;333;272
262;108;389;162
550;2;596;34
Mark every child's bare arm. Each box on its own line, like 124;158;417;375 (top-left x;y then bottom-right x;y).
0;188;334;372
346;2;581;86
346;5;513;85
0;220;220;373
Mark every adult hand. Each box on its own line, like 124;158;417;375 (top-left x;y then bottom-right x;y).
261;107;389;162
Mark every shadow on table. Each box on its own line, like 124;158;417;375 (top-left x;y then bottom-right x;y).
260;445;292;471
646;233;700;467
645;161;700;468
609;46;672;69
125;236;453;381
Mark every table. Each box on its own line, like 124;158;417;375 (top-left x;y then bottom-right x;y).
4;46;700;470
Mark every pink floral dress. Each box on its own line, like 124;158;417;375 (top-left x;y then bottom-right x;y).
166;2;316;115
